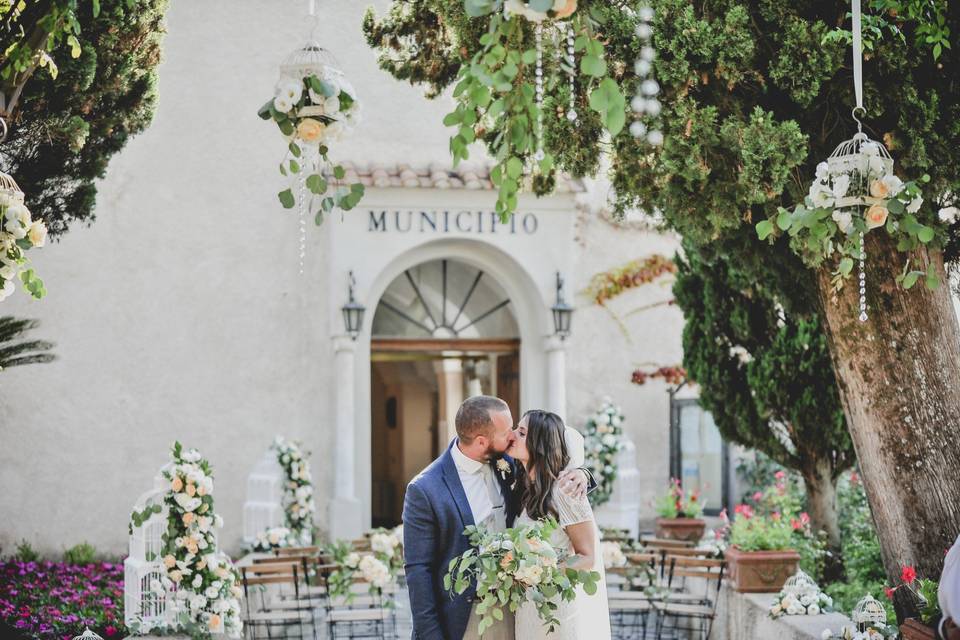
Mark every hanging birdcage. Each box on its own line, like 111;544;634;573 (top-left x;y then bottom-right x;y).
72;629;105;640
279;42;347;119
0;171;26;204
782;569;819;597
825;130;896;209
852;594;888;630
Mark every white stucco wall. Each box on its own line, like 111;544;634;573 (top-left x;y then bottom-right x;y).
0;0;684;555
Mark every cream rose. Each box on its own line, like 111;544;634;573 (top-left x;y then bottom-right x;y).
869;179;889;198
297;118;326;144
553;0;577;18
27;221;47;247
186;483;197;497
183;512;195;526
865;203;888;229
171;476;183;492
163;554;177;569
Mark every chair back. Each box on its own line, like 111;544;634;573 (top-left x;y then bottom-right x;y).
666;556;725;595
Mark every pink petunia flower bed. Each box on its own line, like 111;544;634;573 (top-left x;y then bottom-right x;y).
0;561;127;640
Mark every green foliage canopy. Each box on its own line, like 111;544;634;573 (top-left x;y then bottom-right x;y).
1;0;168;236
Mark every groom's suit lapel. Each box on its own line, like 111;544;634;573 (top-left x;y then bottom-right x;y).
441;444;475;529
495;454;521;526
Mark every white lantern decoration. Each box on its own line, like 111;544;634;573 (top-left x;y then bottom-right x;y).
72;629;105;640
852;594;888;631
124;475;177;633
782;568;820;597
242;450;286;544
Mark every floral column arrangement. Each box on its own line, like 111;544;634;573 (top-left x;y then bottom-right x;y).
130;443;243;638
272;436;316;546
583;397;624;507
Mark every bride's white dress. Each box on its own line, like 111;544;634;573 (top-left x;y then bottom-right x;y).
514;485;611;639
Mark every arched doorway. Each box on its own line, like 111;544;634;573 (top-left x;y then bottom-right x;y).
369;258;520;526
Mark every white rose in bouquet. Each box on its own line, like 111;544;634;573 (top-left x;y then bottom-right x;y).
277;78;302;103
786;603;805;615
800;593;816;607
807;604;821;615
324;96;341;115
345;552;361;569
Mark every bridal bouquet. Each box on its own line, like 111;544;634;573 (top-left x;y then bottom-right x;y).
445;519;601;636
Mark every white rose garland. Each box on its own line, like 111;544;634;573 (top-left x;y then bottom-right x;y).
271;436;316;546
583;397;624;506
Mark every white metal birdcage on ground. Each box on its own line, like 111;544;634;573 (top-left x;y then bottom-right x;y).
242;450;286;543
594;436;642;539
782;569;819;597
852;594;888;627
124;478;177;633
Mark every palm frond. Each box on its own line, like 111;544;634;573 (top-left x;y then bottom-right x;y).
0;316;55;371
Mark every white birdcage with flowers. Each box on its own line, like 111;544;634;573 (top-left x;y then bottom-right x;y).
124;474;177;633
852;594;888;630
782;568;820;597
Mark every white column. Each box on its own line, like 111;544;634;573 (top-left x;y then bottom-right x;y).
434;357;464;447
544;335;567;422
329;335;364;541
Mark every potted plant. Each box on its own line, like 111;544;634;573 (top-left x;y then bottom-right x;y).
654;478;706;542
889;565;940;640
723;504;801;593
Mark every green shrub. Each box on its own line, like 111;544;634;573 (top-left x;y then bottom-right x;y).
63;542;97;564
14;540;39;562
823;473;894;621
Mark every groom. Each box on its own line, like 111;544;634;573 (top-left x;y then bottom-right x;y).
402;395;594;640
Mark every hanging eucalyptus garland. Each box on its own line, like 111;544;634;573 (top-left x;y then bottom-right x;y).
449;0;626;220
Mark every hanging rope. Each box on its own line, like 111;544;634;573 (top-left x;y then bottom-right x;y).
852;0;863;112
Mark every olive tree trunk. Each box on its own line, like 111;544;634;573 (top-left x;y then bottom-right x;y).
816;233;960;580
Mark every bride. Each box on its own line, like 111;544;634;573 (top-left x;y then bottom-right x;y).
507;409;612;639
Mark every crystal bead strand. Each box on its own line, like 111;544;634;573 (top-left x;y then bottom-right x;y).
534;23;545;162
630;4;663;145
565;26;577;123
858;231;868;322
297;154;307;275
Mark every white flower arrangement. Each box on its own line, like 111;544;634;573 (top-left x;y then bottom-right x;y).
271;436;316;546
130;442;243;638
0;188;46;301
600;541;627;569
583;397;624;506
769;583;833;618
326;525;403;603
258;66;365;216
250;526;294;553
821;626;895;640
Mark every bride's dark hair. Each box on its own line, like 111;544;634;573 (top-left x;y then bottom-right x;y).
516;409;570;520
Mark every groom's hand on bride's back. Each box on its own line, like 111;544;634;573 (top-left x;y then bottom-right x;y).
557;468;594;500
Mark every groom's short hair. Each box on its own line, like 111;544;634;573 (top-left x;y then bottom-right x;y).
456;395;509;443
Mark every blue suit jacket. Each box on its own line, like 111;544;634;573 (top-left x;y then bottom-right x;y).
402;441;520;640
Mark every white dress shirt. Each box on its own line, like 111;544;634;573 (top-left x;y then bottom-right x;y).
451;440;503;527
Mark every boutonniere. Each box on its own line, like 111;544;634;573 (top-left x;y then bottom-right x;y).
495;458;512;481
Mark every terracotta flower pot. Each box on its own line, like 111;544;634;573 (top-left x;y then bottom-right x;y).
655;517;706;542
724;546;800;593
900;619;936;640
